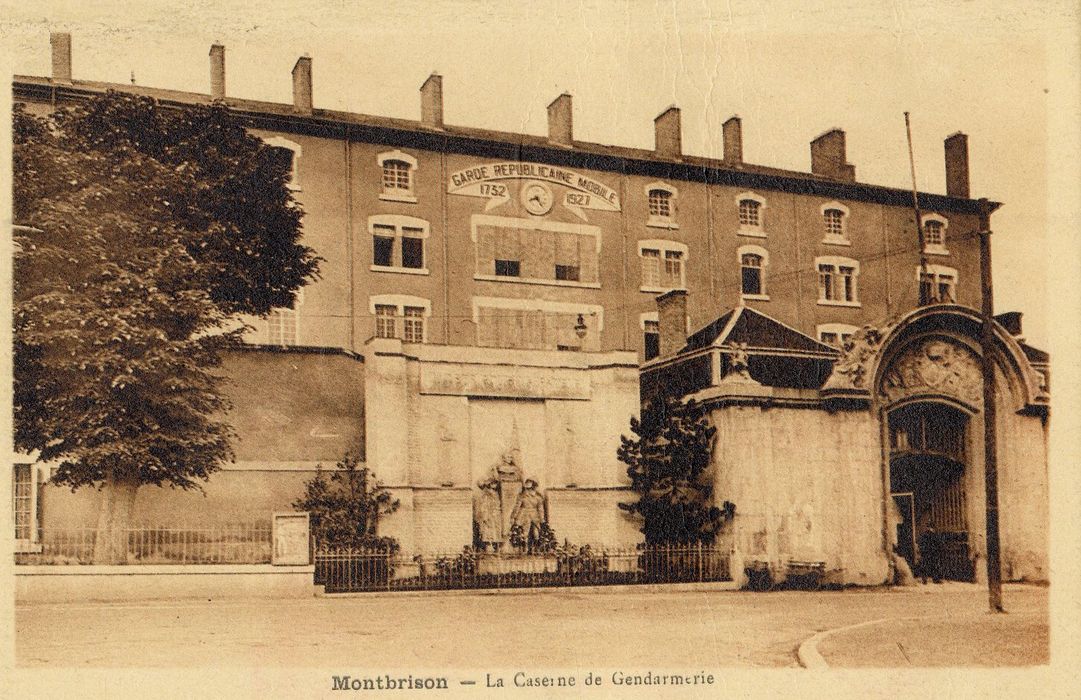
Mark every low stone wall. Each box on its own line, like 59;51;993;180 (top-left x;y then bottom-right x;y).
15;564;315;604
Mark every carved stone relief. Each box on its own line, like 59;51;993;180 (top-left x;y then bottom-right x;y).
879;338;982;406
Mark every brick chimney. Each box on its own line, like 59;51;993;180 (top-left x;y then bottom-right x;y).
292;54;313;114
944;132;970;199
50;32;72;84
209;43;225;101
722;115;743;165
656;289;688;358
547;93;573;145
654;106;682;159
420;72;443;128
810;128;856;182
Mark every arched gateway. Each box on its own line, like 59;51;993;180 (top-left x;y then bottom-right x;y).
863;306;1048;583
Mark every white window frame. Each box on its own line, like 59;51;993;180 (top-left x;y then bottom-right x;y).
267;289;304;346
816;323;859;348
13;463;41;553
377;150;419;203
738;244;770;301
735;191;767;238
815;255;861;307
637;239;688;293
916;264;959;304
369;294;432;343
369;214;431;275
644;181;678;229
820;201;851;246
263;136;302;191
921;213;950;256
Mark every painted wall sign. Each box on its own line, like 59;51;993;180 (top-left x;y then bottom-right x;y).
447;162;621;219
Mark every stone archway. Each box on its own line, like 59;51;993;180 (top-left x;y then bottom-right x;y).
887;401;973;581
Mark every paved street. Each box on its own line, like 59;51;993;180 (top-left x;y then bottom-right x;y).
15;583;1047;669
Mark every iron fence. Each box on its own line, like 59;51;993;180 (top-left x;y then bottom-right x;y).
14;523;274;565
314;543;731;593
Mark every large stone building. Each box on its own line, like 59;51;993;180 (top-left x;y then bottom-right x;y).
12;35;1049;582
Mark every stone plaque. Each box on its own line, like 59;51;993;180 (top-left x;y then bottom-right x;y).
420;365;591;400
272;512;311;565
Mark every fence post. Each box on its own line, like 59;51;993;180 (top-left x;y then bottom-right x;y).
386;549;392;592
697;541;703;582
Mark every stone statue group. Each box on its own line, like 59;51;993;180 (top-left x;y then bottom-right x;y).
474;450;547;554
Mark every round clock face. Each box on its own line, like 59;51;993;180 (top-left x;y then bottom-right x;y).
521;181;553;215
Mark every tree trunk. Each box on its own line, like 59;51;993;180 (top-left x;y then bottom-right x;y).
92;473;140;564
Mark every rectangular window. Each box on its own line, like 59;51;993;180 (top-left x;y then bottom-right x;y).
402;306;425;343
555;264;580;281
375;304;397;338
401;233;424;269
824;209;845;238
920;270;957;304
644;319;660;360
663;251;683;287
13;464;32;541
818;264;835;301
495;259;521;277
742;266;761;295
641;249;662;287
373;225;396;267
818;263;858;303
820;332;839;346
268;308;297;345
739;200;760;227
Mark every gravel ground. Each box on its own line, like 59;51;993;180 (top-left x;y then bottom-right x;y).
15;583;1047;669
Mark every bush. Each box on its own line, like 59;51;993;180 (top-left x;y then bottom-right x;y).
294;453;400;551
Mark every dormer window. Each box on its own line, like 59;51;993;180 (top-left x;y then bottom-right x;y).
921;214;950;255
820;202;850;245
735;191;767;237
377;150;418;203
644;182;678;228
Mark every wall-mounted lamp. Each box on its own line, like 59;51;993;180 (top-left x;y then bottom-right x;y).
574;313;588;339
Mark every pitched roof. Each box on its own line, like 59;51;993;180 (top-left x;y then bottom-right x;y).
682;306;836;356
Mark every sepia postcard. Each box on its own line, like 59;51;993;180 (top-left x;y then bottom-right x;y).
2;1;1079;697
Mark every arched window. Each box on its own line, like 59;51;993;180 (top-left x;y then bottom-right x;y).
820;201;851;244
377;150;418;202
921;213;950;254
644;182;678;228
738;245;769;298
735;191;767;236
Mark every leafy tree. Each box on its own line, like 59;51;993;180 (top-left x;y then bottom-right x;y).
13;93;320;562
293;454;400;551
617;398;734;545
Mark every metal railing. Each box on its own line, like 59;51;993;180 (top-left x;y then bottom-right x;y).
314;543;731;594
14;523;274;565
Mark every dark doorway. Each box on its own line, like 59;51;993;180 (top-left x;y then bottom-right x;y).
888;402;974;581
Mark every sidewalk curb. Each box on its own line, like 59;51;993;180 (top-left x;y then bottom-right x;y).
797;617;890;669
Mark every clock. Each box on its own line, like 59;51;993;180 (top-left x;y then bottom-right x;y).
521;181;553;215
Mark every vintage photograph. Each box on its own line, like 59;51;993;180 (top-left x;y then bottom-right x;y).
3;1;1077;696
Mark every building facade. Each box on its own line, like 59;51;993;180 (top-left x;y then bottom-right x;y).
12;35;1049;583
